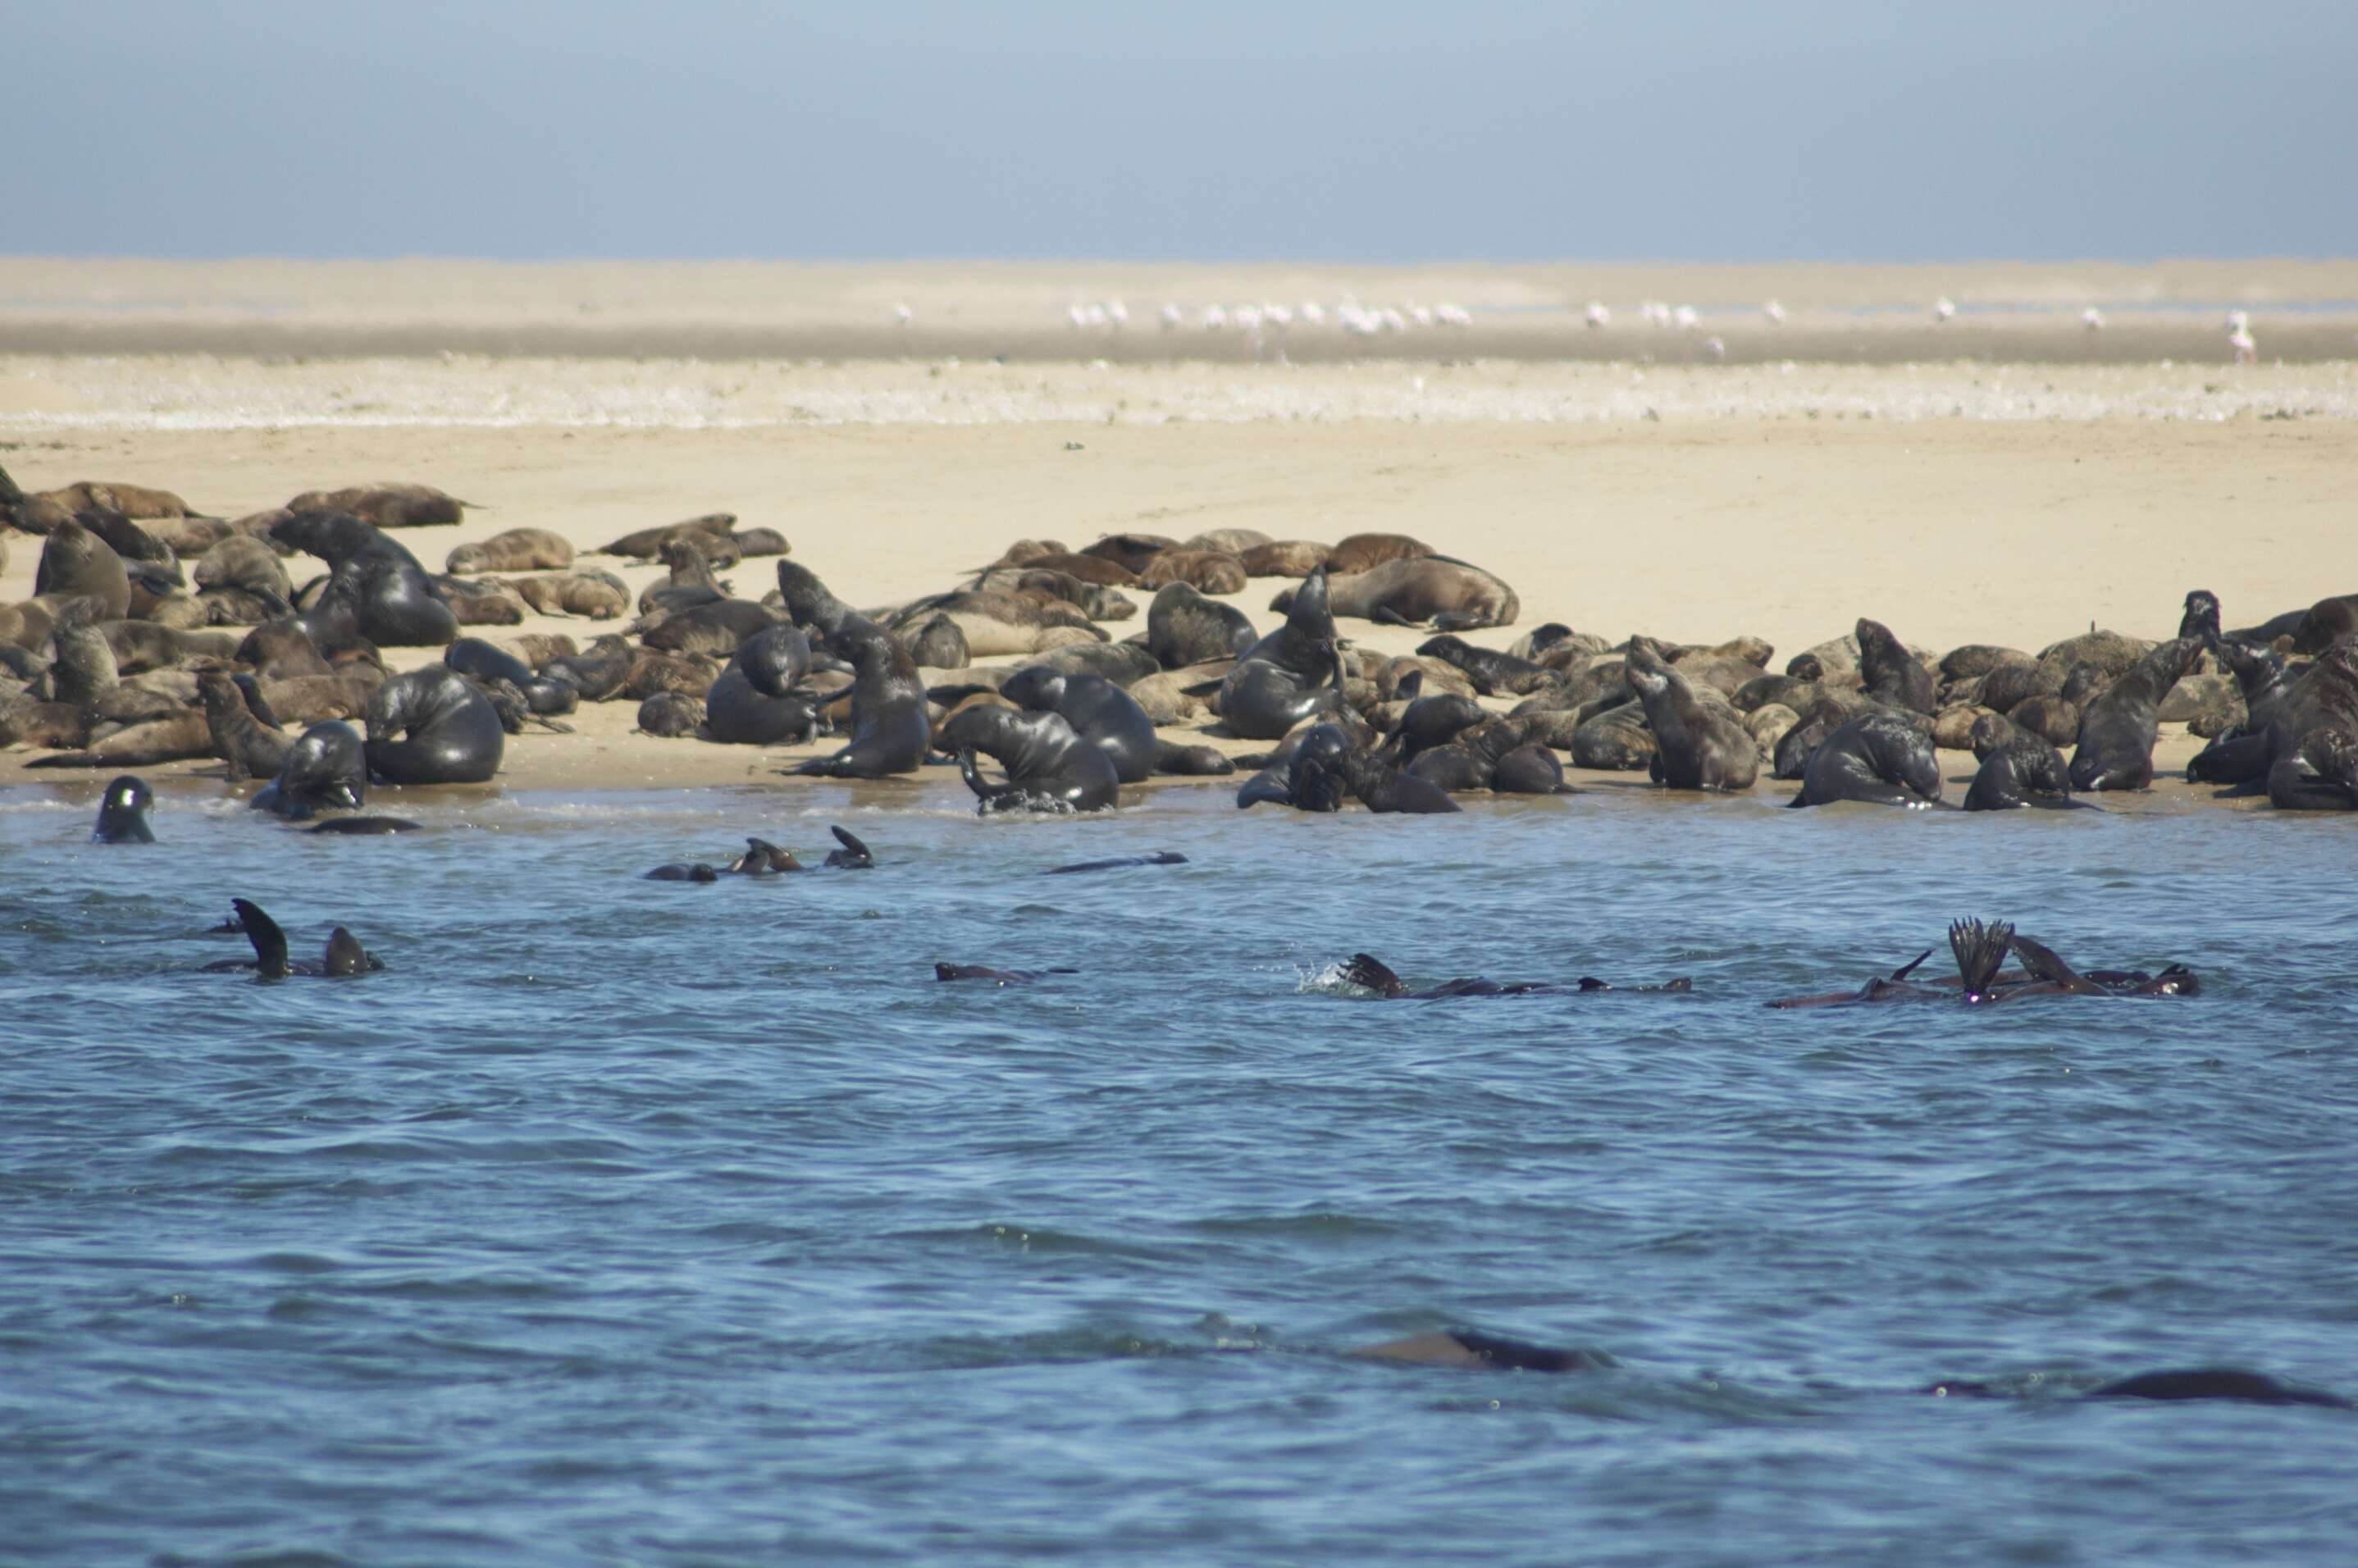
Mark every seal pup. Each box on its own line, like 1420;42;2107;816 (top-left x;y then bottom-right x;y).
945;706;1120;814
1336;953;1690;998
92;774;157;843
364;668;504;784
1624;644;1756;792
1963;732;2089;811
1044;850;1188;874
2068;636;2201;791
1217;566;1346;741
787;621;931;778
203;898;382;978
1788;714;1944;809
445;528;572;576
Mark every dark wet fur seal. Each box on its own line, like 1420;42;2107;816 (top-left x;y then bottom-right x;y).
1336;952;1691;1000
1351;1329;1613;1374
251;721;369;819
1146;581;1257;668
1857;618;1935;714
946;706;1120;814
1152;739;1234;776
445;637;577;717
727;837;805;874
636;691;706;736
305;816;422;835
1044;850;1188;874
2068;636;2201;791
1000;667;1157;783
646;861;722;882
271;510;458;648
92;774;156;843
1963;735;2090;811
1625;644;1756;792
1415;634;1558;696
1218;566;1346;740
1766;917;2199;1009
787;621;931;777
1789;714;1944;808
933;963;1079;984
364;668;504;785
703;625;823;745
203;898;382;978
1291;726;1462;814
2087;1368;2352;1409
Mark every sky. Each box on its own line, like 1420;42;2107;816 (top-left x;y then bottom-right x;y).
5;1;2355;262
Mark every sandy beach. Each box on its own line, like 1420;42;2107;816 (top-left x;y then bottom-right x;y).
3;261;2354;802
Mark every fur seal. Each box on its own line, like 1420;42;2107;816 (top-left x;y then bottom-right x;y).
1277;558;1518;631
702;625;823;745
999;667;1157;782
636;692;706;736
1336;953;1689;999
1288;726;1461;814
1625;644;1757;792
1043;851;1187;874
205;898;382;978
285;483;469;529
1323;533;1434;575
33;518;132;619
727;837;805;874
198;670;291;780
934;963;1078;984
306;816;422;835
1414;634;1558;695
1858;618;1935;714
645;860;721;882
1146;581;1257;668
364;668;504;784
896;613;970;669
541;635;636;701
594;513;737;560
2086;1368;2352;1409
945;706;1120;814
446;527;573;576
1351;1329;1613;1374
1238;540;1333;578
252;720;369;819
498;571;629;619
1789;714;1944;809
1139;549;1248;594
1217;566;1346;740
92;774;157;843
635;599;777;659
1963;732;2087;811
445;637;578;717
2068;636;2201;791
824;826;875;868
271;510;457;647
1078;533;1179;574
787;622;931;777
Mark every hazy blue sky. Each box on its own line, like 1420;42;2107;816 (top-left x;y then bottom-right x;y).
7;1;2354;262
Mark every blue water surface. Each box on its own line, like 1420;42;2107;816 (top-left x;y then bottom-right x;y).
3;777;2355;1565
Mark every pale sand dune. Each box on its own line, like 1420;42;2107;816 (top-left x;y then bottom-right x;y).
2;345;2351;797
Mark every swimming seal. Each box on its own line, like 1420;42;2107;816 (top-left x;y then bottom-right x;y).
645;860;721;882
998;667;1157;783
203;898;382;978
2068;636;2201;791
1336;953;1690;998
1624;644;1757;792
92;774;156;843
933;963;1079;984
251;721;369;819
786;621;931;778
945;706;1120;814
2086;1368;2352;1409
1043;851;1188;874
727;837;805;874
1217;566;1346;741
1788;713;1944;808
364;668;504;785
823;826;875;868
1351;1329;1613;1374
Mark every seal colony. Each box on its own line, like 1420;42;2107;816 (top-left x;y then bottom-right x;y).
5;460;2354;818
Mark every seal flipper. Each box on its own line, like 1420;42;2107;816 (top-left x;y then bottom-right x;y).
824;824;875;869
2006;932;2109;996
729;837;804;874
233;898;291;979
1337;953;1409;998
323;926;378;976
1891;950;1934;983
1948;918;2015;998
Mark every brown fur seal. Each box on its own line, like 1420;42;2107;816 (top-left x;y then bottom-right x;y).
26;477;203;518
1277;558;1518;631
199;670;291;779
445;528;574;576
2068;636;2201;791
1079;533;1179;573
1625;643;1756;791
1178;528;1272;555
33;519;132;620
286;483;470;529
636;691;706;736
497;571;629;619
591;512;737;560
994;551;1139;586
1237;540;1334;577
194;534;295;622
1858;618;1936;714
1139;549;1249;595
1324;532;1434;574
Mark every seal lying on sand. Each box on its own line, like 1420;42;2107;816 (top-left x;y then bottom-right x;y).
203;898;382;978
1335;953;1691;998
1274;557;1519;631
92;774;156;843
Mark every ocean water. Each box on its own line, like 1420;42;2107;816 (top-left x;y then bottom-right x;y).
3;778;2356;1565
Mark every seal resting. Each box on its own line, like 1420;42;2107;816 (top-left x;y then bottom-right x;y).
203;898;382;978
445;527;572;576
285;482;470;529
1146;581;1257;668
33;518;132;620
1788;714;1944;809
1857;618;1936;714
1275;557;1518;631
786;621;931;778
92;774;156;843
1624;644;1756;792
943;706;1120;814
1217;566;1346;741
364;668;504;784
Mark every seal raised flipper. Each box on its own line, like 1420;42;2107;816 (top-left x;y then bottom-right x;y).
92;774;156;843
1336;953;1410;997
233;898;291;979
2005;932;2110;996
1949;918;2016;1001
728;837;805;875
823;825;874;869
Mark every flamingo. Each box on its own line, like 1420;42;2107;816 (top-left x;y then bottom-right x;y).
1159;303;1183;330
1705;335;1726;361
2082;307;2104;331
1672;304;1699;331
1933;296;1956;323
1202;304;1228;330
1763;299;1786;325
1585;301;1611;329
2229;322;2258;364
1434;303;1472;327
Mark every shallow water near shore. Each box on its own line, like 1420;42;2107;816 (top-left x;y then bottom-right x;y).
4;780;2356;1563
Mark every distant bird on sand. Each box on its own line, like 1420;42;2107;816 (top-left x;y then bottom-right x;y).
1763;299;1786;324
2229;321;2258;364
2082;307;2104;331
1933;296;1957;323
1585;301;1611;329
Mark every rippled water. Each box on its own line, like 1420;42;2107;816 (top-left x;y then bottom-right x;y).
5;778;2356;1564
